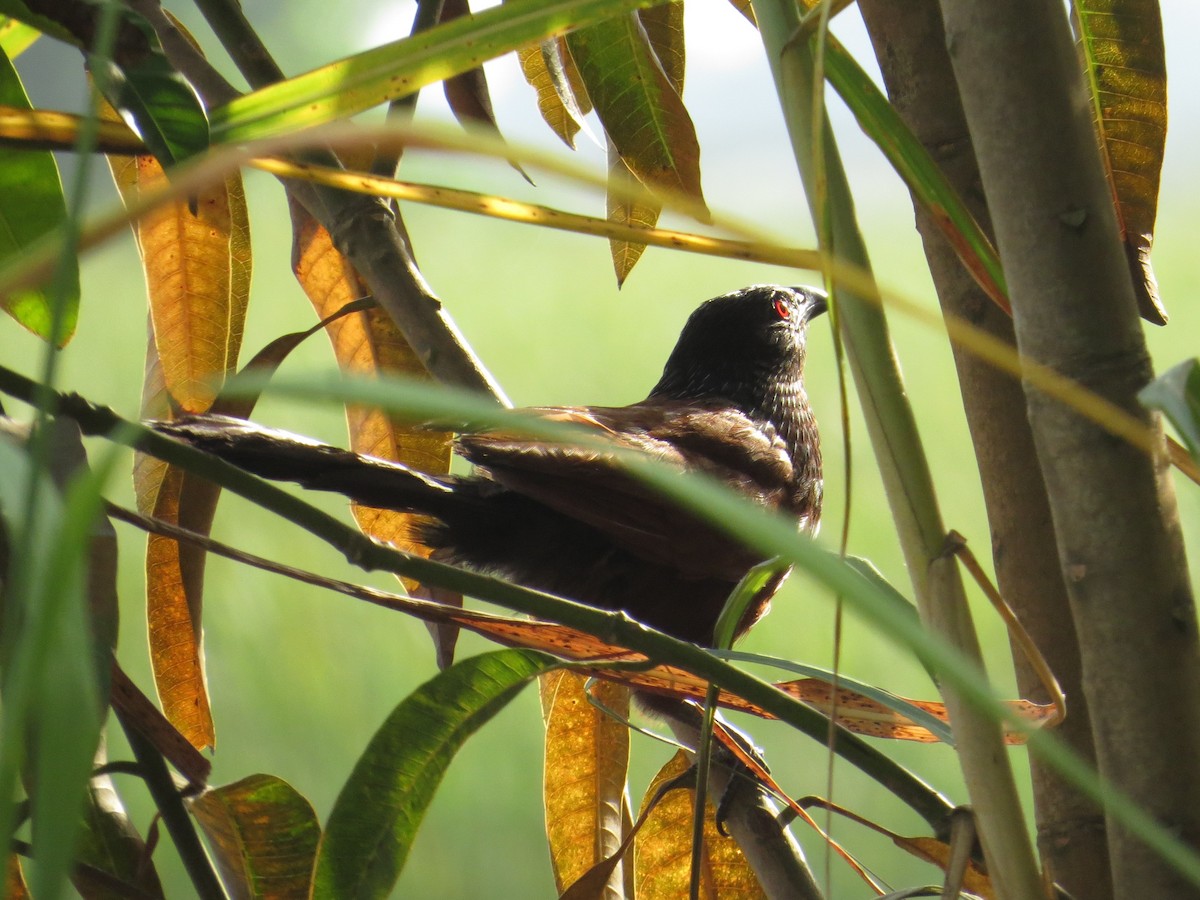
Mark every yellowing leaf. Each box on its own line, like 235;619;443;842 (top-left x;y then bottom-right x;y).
114;154;246;413
288;195;459;661
4;855;28;900
288;199;453;572
130;319;215;749
607;141;660;286
540;671;631;895
900;836;994;899
634;751;764;899
1075;0;1168;324
517;38;591;148
112;126;250;749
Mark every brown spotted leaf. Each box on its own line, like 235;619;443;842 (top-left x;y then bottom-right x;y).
386;598;1054;744
1074;0;1168;324
540;671;631;896
566;10;706;214
190;774;321;900
634;751;765;899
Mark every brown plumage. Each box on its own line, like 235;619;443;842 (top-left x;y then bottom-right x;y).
156;284;825;646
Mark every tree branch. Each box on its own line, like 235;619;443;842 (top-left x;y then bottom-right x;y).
856;3;1109;896
937;2;1200;896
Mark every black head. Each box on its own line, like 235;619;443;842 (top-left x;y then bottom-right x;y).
650;284;827;411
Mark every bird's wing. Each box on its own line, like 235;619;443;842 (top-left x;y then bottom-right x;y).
457;401;804;579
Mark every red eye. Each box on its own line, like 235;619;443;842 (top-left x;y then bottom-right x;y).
773;296;791;319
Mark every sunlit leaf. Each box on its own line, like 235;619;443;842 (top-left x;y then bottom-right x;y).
312;650;557;899
3;2;206;163
1074;0;1168;324
634;751;765;899
599;1;682;284
111;131;249;750
211;0;657;143
0;16;38;58
133;341;219;751
1140;359;1200;461
287;197;459;660
190;774;321;900
0;47;78;343
540;671;631;895
516;38;590;148
639;1;684;90
567;10;706;212
112;152;244;413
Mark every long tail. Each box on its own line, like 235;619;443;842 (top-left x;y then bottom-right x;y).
153;415;460;515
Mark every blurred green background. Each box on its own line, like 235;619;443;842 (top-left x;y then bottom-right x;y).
4;2;1200;896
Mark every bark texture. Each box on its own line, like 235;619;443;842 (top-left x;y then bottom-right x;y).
936;3;1200;896
857;4;1110;896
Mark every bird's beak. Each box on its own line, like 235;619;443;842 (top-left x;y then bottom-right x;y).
792;287;828;323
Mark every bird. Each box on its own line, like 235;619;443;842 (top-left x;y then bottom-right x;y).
155;284;826;647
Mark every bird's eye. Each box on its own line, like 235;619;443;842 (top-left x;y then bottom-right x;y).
773;296;791;320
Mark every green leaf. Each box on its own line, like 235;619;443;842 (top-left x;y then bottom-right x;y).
712;558;788;649
567;10;706;211
0;423;109;900
1139;359;1200;460
1073;0;1168;324
311;649;558;899
0;46;78;343
601;2;684;284
0;15;40;58
2;1;207;165
93;14;208;166
74;777;165;899
190;774;321;899
211;0;657;144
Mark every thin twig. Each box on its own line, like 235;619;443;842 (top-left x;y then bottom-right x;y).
114;716;225;900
